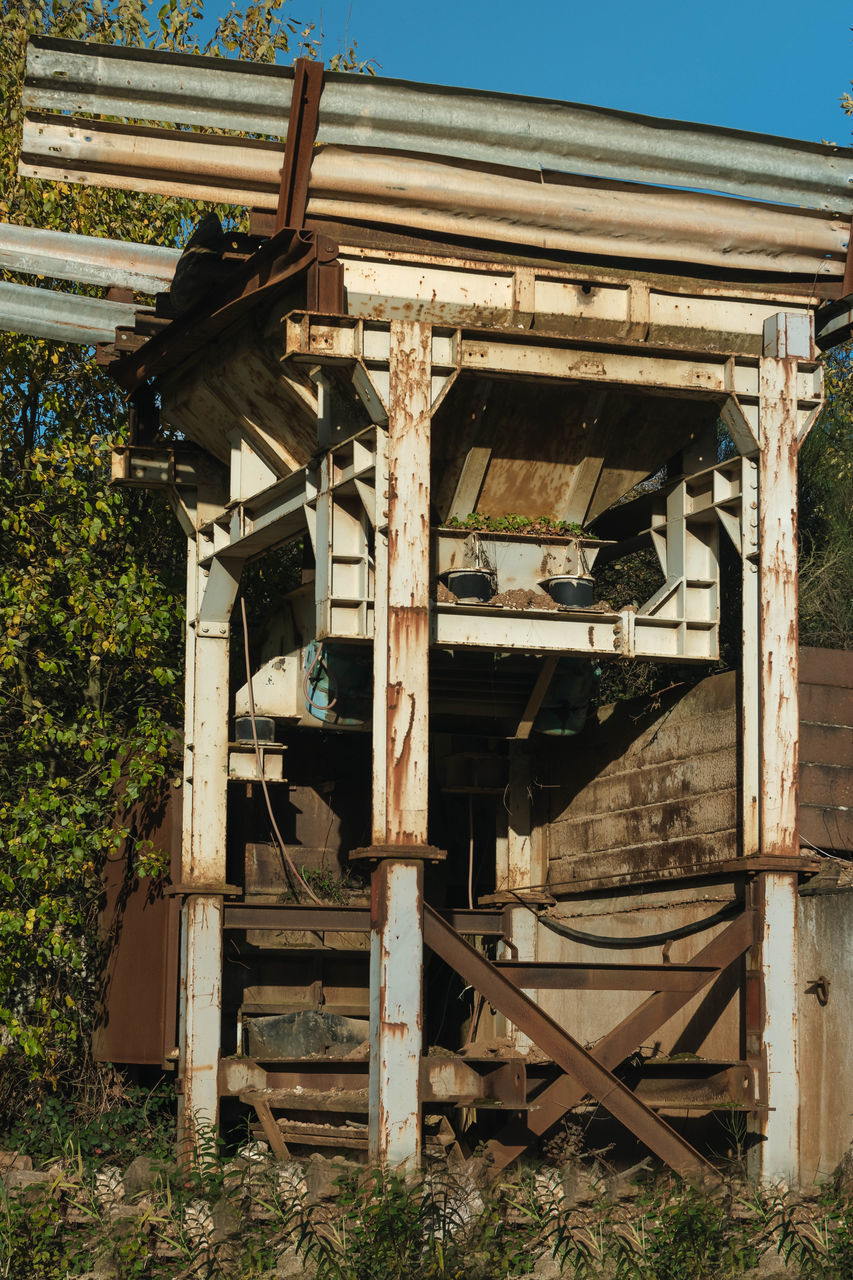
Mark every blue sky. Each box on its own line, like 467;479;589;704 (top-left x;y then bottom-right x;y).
258;0;853;147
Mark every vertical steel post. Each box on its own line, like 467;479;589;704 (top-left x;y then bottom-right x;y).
753;315;810;1183
505;743;539;1052
178;540;240;1155
367;320;433;1169
369;859;425;1168
741;456;760;857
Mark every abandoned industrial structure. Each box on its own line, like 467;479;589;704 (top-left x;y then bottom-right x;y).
3;37;853;1185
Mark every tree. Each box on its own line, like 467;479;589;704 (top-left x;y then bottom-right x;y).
798;345;853;649
0;0;369;1112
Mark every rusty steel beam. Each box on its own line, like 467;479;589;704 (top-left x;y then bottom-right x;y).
488;908;756;1170
423;905;718;1183
275;58;323;232
494;962;720;991
222;904;504;934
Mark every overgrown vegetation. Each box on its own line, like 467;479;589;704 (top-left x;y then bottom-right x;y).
446;513;589;538
2;1141;853;1280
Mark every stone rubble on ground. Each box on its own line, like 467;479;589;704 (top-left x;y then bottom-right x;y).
2;1167;54;1200
121;1153;162;1198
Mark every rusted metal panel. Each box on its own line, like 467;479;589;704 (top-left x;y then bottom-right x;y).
800;763;853;810
797;887;853;1181
800;647;853;688
801;806;853;854
800;682;853;727
432;377;703;526
800;722;853;768
424;905;718;1182
94;782;180;1065
546;673;738;888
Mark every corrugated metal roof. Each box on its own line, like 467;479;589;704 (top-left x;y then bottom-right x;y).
22;36;853;212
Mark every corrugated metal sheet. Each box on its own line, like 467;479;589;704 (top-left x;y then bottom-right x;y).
23;36;853;212
0;279;144;343
0;222;178;291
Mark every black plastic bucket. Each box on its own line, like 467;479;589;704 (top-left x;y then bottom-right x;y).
540;575;594;607
444;569;495;603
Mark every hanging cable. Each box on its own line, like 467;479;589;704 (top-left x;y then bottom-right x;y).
240;597;320;905
468;794;476;912
508;890;740;949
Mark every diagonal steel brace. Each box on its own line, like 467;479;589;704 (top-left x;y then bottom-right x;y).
486;909;756;1170
423;905;720;1184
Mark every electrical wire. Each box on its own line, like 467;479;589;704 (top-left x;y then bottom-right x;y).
240;597;321;905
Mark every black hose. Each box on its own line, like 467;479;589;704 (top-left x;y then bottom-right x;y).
528;897;741;949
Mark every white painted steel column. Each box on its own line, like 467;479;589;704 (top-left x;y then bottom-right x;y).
759;350;800;861
379;319;431;847
505;744;539;1052
368;320;432;1168
754;314;813;1183
741;456;760;857
179;540;240;1152
369;860;425;1169
759;872;800;1181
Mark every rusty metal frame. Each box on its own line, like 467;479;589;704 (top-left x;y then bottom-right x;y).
222;903;504;934
423;904;719;1182
486;908;757;1170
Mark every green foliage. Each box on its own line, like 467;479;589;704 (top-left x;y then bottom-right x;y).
446;513;589;538
298;1168;529;1280
0;0;372;1110
1;1078;176;1167
3;1154;853;1280
799;344;853;650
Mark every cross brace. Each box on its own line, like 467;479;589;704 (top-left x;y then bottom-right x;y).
484;909;756;1170
423;905;721;1184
